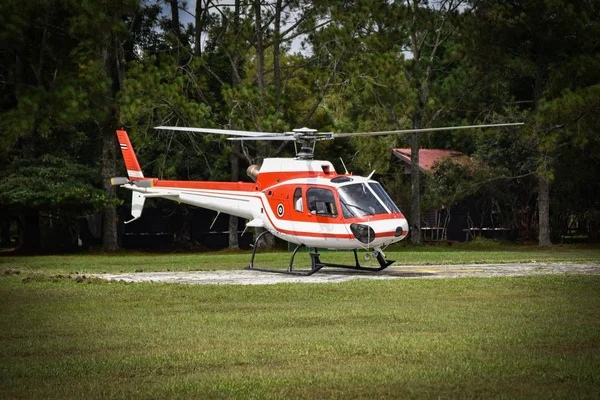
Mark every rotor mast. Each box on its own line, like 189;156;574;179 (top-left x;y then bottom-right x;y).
292;127;319;160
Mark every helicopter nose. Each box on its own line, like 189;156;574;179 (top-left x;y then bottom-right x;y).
348;218;408;246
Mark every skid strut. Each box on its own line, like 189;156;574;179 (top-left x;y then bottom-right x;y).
245;231;395;276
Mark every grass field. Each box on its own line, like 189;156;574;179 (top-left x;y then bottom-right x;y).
1;245;599;398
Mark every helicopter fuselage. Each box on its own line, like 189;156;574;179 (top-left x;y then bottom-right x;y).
124;157;409;250
118;122;521;272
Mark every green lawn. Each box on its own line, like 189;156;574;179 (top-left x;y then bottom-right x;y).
0;275;599;399
1;245;599;398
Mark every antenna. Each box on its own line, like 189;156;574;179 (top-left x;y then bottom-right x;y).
339;157;349;174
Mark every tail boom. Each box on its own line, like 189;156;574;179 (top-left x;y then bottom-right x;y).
113;129;257;223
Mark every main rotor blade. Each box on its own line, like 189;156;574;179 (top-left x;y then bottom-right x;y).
228;136;296;141
334;122;524;138
155;126;280;137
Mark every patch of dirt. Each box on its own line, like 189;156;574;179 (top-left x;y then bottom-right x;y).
4;268;21;275
21;274;106;284
95;263;600;286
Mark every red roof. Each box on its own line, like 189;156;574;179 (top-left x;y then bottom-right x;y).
392;149;468;172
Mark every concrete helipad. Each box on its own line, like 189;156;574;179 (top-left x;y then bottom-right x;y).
96;262;600;285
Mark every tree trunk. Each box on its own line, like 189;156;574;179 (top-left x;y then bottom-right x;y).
195;0;203;56
254;0;265;94
102;127;118;251
1;219;10;246
533;58;552;247
230;0;242;85
409;130;421;244
227;0;242;250
273;0;283;103
169;0;181;38
255;228;275;249
538;173;552;246
251;0;274;249
0;208;11;246
20;210;41;253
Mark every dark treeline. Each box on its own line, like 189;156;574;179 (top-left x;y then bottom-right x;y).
1;0;599;252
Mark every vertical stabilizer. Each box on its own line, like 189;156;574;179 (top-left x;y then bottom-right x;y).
116;129;144;179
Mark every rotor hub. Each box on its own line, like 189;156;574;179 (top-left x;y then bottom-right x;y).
292;127;318;134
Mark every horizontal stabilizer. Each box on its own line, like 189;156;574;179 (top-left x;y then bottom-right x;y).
133;179;154;188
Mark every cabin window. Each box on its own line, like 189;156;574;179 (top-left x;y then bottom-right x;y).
294;188;303;212
307;188;338;217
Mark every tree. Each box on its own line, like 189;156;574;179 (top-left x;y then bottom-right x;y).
537;85;600;241
208;0;334;248
67;0;142;251
309;0;470;241
398;0;466;243
467;0;600;246
0;0;123;251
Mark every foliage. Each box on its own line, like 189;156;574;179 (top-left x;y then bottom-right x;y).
0;0;599;250
0;155;112;213
464;0;600;242
118;55;228;180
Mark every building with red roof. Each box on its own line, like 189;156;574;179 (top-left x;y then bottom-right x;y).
390;148;509;242
392;149;470;173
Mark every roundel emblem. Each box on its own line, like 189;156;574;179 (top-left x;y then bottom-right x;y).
276;203;285;217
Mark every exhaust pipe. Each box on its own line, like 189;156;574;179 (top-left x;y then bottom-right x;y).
247;165;260;182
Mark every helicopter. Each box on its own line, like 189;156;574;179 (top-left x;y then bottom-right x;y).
111;122;523;275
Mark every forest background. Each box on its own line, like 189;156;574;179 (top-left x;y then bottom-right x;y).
0;0;599;253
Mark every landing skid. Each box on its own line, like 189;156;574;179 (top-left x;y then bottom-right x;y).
245;231;395;276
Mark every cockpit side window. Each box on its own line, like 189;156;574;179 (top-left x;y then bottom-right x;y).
306;188;338;217
293;187;303;212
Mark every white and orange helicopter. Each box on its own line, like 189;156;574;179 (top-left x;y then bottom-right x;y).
112;123;522;275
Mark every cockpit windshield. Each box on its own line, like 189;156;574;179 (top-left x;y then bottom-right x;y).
338;183;391;218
